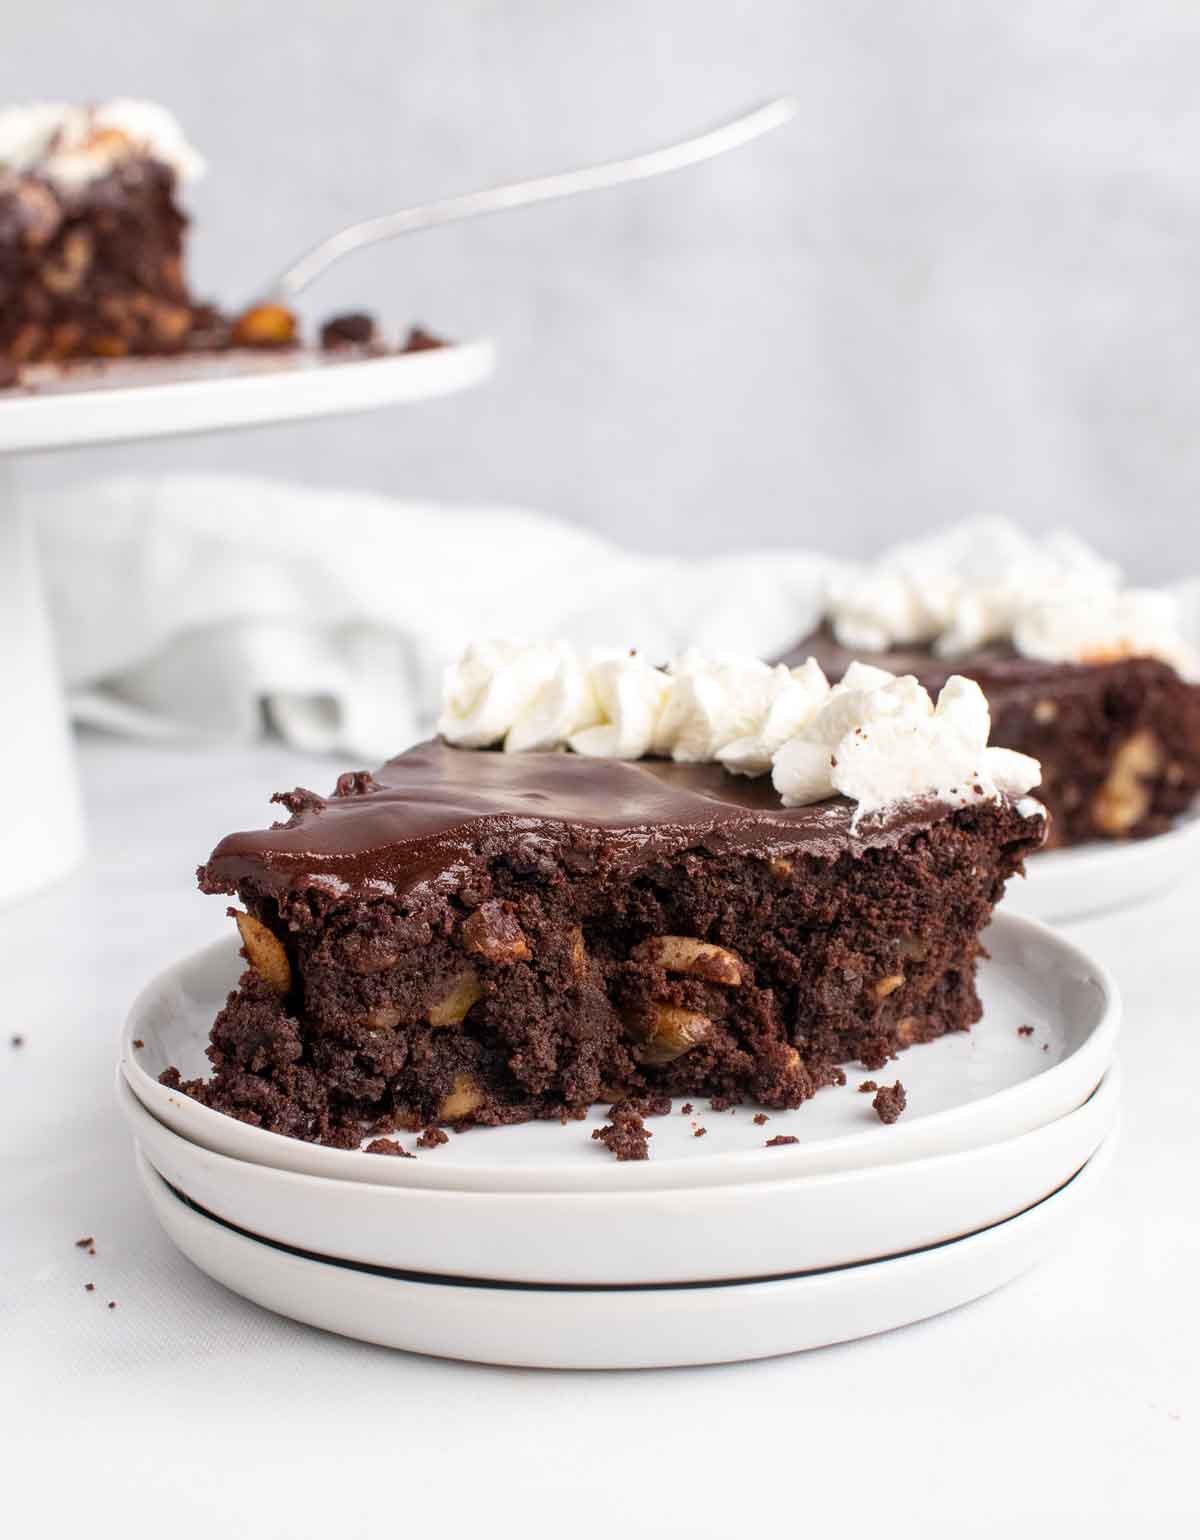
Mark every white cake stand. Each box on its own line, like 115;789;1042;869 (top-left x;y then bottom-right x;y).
0;340;495;903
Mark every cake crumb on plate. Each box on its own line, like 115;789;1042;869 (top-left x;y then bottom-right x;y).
873;1082;907;1124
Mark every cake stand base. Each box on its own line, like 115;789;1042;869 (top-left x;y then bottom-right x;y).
0;464;85;902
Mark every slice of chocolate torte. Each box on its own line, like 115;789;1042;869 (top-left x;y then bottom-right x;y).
166;644;1046;1149
785;522;1200;849
0;100;213;370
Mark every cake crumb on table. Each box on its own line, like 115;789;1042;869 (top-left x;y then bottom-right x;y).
858;1080;878;1093
765;1134;800;1147
872;1082;907;1124
1017;1025;1035;1037
592;1105;651;1161
107;1301;117;1310
84;1283;95;1293
74;1237;94;1250
132;1038;145;1049
680;1102;694;1116
364;1137;414;1158
10;1034;24;1048
416;1126;449;1149
753;1113;770;1126
693;1126;707;1138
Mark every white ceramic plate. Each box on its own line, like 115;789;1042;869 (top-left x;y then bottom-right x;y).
136;1137;1115;1368
1003;812;1200;924
120;911;1119;1194
124;1067;1119;1285
0;340;495;453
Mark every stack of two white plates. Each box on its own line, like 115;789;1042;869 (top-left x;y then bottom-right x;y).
118;912;1120;1369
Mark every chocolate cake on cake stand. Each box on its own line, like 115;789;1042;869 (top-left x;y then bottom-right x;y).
0;340;495;903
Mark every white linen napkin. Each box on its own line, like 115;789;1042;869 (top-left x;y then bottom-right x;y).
34;475;839;760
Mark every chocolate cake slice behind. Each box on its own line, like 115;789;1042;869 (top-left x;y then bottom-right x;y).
784;627;1200;849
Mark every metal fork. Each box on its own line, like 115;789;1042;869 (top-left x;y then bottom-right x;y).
262;96;797;303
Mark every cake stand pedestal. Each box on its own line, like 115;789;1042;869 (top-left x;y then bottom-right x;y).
0;462;85;903
0;341;495;903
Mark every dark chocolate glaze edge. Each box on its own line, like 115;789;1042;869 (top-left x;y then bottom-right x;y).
201;738;1044;904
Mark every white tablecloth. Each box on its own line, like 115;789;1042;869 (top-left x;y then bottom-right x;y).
2;734;1196;1537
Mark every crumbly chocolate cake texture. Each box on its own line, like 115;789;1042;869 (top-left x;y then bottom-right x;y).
364;1136;412;1157
165;739;1044;1147
593;1105;651;1161
0;144;209;368
872;1081;907;1124
320;311;378;350
786;627;1200;849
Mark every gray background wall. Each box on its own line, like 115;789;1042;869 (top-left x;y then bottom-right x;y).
8;1;1200;578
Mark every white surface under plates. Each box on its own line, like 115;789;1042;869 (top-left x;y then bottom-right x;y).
0;341;496;452
120;915;1117;1194
1;734;1197;1536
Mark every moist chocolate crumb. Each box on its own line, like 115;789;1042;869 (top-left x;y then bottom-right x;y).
681;1102;694;1116
872;1082;907;1125
84;1283;95;1292
132;1038;145;1049
75;1237;94;1250
1017;1025;1035;1037
607;1094;671;1120
10;1034;24;1048
416;1126;449;1149
859;1080;878;1093
710;1095;733;1112
693;1126;707;1138
400;325;446;353
753;1112;770;1125
107;1301;117;1309
334;769;380;798
765;1134;800;1147
365;1137;414;1158
592;1105;651;1161
319;312;377;349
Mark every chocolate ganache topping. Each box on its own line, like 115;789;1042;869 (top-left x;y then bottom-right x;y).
200;738;994;903
789;625;1183;711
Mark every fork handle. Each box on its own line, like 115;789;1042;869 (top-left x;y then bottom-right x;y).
266;96;797;302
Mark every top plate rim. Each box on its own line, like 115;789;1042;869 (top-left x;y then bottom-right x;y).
119;909;1120;1195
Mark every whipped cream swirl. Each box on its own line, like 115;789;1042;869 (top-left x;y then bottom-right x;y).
770;662;1040;819
0;100;205;189
439;640;1042;824
827;518;1197;676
